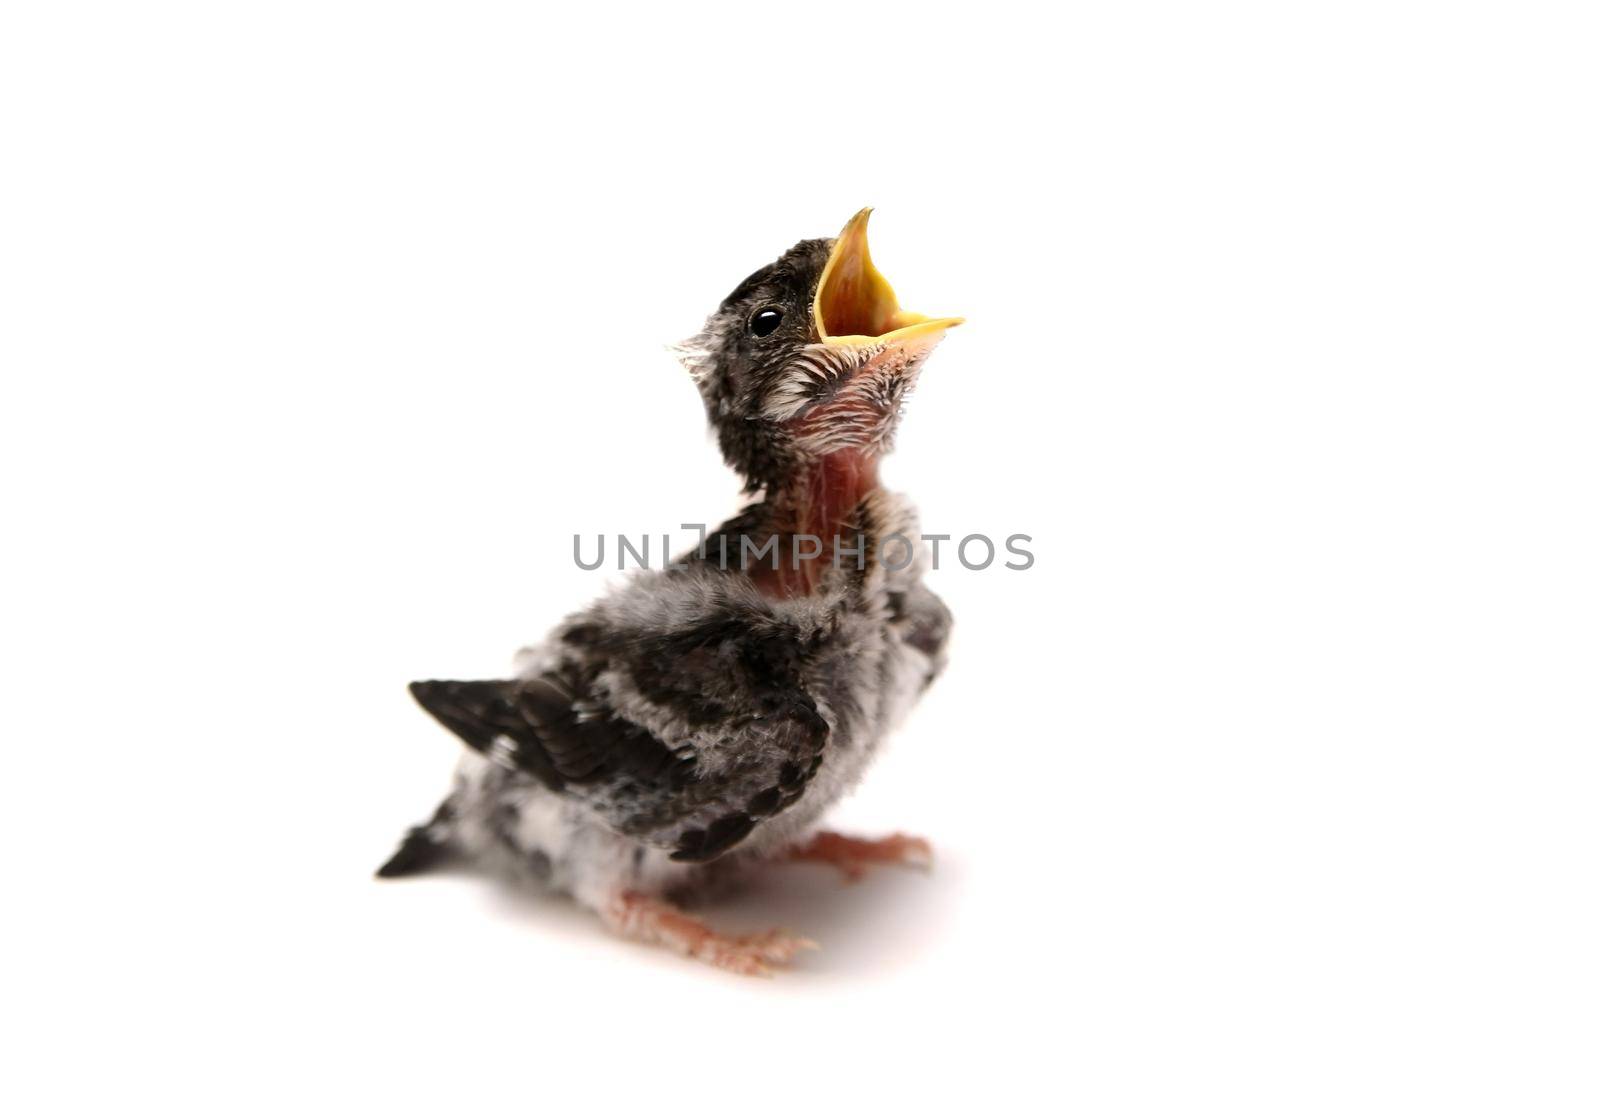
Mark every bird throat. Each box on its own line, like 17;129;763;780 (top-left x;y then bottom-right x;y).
753;449;882;599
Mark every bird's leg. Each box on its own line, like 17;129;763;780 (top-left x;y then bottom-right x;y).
784;831;933;883
601;891;816;977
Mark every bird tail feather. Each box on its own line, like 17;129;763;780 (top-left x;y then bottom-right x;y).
374;790;460;879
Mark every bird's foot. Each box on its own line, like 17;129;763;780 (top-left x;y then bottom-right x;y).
785;830;933;883
603;891;817;977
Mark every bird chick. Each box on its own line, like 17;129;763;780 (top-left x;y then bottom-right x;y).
378;210;962;975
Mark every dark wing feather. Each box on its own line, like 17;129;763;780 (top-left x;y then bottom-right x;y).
407;672;828;863
407;677;691;791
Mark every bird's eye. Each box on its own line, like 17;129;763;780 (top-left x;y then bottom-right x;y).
749;308;783;337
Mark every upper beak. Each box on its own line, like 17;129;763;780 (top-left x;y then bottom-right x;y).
813;208;963;351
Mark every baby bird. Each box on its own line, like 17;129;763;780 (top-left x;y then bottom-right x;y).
378;210;962;975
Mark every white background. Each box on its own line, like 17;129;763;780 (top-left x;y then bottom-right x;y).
4;2;1597;1090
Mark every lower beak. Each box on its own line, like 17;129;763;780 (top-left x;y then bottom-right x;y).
813;208;963;351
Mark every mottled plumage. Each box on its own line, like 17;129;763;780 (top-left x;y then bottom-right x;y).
380;211;960;974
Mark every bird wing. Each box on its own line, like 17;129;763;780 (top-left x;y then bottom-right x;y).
409;661;830;863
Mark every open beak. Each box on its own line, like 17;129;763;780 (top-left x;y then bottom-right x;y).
813;208;963;353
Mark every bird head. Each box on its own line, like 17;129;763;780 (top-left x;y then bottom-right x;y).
678;209;962;492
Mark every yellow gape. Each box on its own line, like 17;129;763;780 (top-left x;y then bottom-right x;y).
814;207;964;348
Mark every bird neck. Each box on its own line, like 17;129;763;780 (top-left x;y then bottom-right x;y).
752;450;882;598
773;449;881;538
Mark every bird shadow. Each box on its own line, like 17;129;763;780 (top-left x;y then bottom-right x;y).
457;851;960;983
